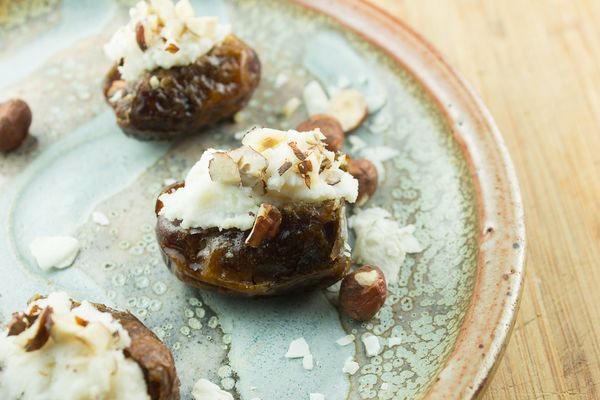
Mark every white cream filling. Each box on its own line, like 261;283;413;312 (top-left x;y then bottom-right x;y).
104;0;231;81
0;292;149;400
158;128;358;230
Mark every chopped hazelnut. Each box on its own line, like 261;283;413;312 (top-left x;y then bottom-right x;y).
228;145;268;188
297;114;345;152
326;89;368;132
288;141;307;160
347;158;378;205
278;160;292;176
245;203;282;247
297;159;313;188
339;266;387;321
135;22;147;51
0;99;32;152
24;306;54;352
208;152;242;185
7;312;31;336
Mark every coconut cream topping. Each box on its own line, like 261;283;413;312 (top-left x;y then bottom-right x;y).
0;292;149;400
158;127;359;230
349;207;423;285
104;0;231;81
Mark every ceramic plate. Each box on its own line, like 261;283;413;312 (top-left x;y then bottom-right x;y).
0;0;525;399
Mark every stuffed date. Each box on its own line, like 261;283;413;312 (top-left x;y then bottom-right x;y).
103;0;260;140
0;292;179;400
155;127;359;296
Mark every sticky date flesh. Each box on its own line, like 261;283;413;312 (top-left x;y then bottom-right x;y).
155;182;351;296
104;35;261;140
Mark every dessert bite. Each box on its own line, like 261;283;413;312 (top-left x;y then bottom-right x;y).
0;292;179;400
103;0;261;140
155;127;359;296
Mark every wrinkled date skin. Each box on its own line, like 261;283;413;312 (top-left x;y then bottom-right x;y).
93;304;180;400
155;182;351;296
104;35;261;140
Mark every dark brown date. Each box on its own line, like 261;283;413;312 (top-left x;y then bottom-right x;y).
155;182;351;296
95;304;180;400
104;35;261;140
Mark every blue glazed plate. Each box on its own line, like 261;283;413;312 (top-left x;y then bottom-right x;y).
0;1;525;399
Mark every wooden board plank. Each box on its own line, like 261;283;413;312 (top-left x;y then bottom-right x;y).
367;0;600;398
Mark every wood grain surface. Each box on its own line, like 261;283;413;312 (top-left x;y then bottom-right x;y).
366;0;600;398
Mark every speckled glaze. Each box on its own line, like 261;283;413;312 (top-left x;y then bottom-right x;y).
295;1;527;398
0;1;524;399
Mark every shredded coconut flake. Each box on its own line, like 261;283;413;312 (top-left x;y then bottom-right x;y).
302;80;329;116
192;379;233;400
285;337;310;359
274;72;289;88
348;135;367;154
362;335;381;357
342;358;360;375
92;211;110;226
336;334;355;346
283;97;302;118
349;207;422;285
302;354;314;370
29;236;80;270
360;146;399;182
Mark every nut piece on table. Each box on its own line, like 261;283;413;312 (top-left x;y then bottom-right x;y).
0;99;32;152
326;89;368;133
347;158;378;205
339;265;387;321
245;203;282;247
297;114;345;152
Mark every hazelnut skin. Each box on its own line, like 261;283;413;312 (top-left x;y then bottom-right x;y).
0;99;31;152
339;265;387;321
297;114;345;152
347;158;378;205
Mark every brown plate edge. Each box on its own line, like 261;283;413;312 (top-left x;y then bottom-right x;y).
292;0;527;398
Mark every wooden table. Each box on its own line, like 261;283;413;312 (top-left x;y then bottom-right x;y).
367;0;600;398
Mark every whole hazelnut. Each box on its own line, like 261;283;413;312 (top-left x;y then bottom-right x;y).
297;114;345;152
347;158;378;205
339;265;387;321
0;99;32;152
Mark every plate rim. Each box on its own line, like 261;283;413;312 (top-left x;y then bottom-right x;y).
292;0;526;398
